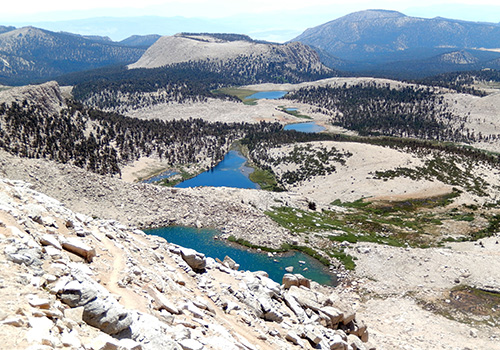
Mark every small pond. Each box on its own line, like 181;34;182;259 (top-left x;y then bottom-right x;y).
175;150;258;189
146;226;337;286
247;91;288;100
143;170;179;184
284;121;326;133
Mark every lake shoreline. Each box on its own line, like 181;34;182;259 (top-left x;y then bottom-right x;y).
173;148;259;189
145;225;338;286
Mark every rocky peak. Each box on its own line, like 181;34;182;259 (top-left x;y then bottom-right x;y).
0;81;66;114
438;50;480;64
0;26;145;86
292;9;500;64
336;9;406;22
0;25;15;35
0;26;53;44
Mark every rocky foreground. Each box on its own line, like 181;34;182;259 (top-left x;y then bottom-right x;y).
0;177;372;350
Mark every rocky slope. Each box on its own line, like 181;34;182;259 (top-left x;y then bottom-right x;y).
1;79;500;349
2;137;500;350
0;80;70;114
0;176;372;350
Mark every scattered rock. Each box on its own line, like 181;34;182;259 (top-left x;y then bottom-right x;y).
0;177;372;350
1;316;25;327
147;286;180;314
61;238;96;262
40;234;62;250
222;255;240;270
320;306;344;326
285;330;304;347
282;274;299;289
179;339;203;350
58;280;133;335
179;247;206;272
64;306;85;325
28;295;51;309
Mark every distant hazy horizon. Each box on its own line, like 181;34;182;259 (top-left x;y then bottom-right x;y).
2;1;499;42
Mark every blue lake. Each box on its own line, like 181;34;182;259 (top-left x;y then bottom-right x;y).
143;170;179;184
284;122;326;133
175;150;259;189
247;91;288;100
146;226;337;286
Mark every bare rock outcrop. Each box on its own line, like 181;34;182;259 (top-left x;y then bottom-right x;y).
58;279;133;335
179;247;207;272
0;81;66;114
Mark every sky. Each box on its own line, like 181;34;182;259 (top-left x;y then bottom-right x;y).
2;0;499;41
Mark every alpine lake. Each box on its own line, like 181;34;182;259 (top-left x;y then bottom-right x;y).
145;91;337;285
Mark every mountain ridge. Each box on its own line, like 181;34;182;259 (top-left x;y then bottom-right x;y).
291;9;500;76
129;32;329;74
0;26;147;85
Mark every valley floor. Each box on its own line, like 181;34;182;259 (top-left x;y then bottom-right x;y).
1;149;500;350
2;79;500;349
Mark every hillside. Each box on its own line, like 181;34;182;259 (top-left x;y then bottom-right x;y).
119;34;161;48
0;27;146;85
1;109;500;350
129;33;328;73
291;10;500;76
66;33;335;113
1;16;500;347
0;82;283;177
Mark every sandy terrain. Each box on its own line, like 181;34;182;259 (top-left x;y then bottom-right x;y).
125;96;332;125
265;141;456;205
120;157;173;183
350;236;500;350
443;91;500;152
130;34;275;69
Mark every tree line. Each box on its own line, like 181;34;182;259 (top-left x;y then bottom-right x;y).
285;82;479;142
0;98;281;176
60;55;335;112
413;69;500;96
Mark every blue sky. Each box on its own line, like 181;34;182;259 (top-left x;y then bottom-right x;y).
2;1;499;41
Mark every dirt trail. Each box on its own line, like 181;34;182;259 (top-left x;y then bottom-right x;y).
97;232;149;312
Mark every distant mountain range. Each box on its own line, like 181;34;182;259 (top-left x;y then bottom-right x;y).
2;10;500;85
0;26;156;85
292;10;500;77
